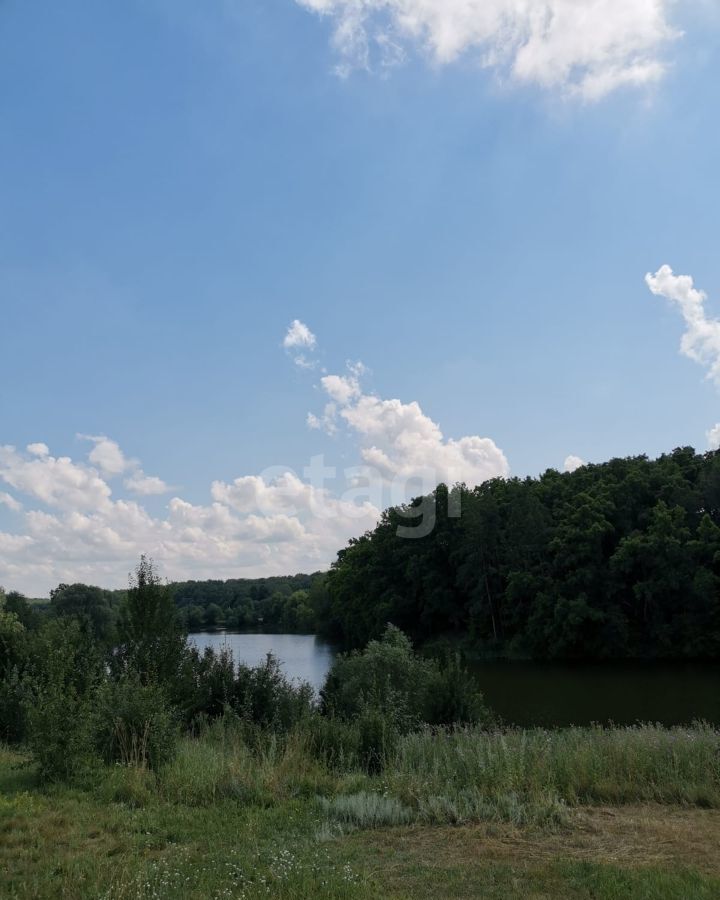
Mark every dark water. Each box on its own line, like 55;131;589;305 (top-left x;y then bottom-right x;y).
190;632;720;727
469;660;720;728
189;632;335;693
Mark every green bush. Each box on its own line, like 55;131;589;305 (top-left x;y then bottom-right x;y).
233;653;315;731
25;681;98;782
0;666;28;743
321;625;490;730
23;618;103;782
94;675;178;770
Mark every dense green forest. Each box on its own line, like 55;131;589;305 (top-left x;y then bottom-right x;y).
170;573;324;632
6;447;720;659
318;447;720;659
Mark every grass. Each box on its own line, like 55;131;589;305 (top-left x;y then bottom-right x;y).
1;723;720;898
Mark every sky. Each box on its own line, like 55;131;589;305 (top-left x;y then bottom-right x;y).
1;0;720;595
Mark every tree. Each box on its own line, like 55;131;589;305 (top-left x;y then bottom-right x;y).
50;582;114;643
115;556;188;688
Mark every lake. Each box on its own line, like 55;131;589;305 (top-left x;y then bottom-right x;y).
189;632;335;693
190;632;720;727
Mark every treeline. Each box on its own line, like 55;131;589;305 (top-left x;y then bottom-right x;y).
170;573;325;632
0;558;487;779
318;447;720;659
7;574;328;639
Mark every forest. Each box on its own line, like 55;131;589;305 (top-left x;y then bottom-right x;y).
317;447;720;658
9;446;720;660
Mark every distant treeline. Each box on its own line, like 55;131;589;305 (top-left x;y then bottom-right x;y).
169;574;325;632
9;574;328;639
316;447;720;659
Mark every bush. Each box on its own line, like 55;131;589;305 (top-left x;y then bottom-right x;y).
321;625;490;730
23;618;103;782
0;666;28;743
233;653;315;731
25;682;98;782
94;676;178;770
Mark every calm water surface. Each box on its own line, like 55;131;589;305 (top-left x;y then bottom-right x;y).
190;632;335;692
466;660;720;728
190;632;720;726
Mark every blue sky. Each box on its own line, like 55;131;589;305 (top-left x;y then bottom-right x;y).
2;0;720;594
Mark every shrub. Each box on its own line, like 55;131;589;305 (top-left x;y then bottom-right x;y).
233;653;315;731
0;666;28;743
23;618;103;782
321;625;490;731
25;681;98;782
94;675;178;770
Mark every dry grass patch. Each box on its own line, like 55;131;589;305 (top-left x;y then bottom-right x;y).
350;804;720;874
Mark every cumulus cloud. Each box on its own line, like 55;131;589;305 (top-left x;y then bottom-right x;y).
78;434;171;496
283;320;317;351
707;424;720;452
0;441;381;596
646;265;720;386
81;435;128;476
123;472;172;496
27;443;49;458
564;455;585;473
310;363;509;488
0;444;112;512
647;265;720;451
296;0;679;99
283;319;319;369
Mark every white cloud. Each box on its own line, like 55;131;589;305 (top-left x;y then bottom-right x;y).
80;435;128;476
283;319;317;351
707;424;720;451
78;434;171;496
0;444;113;511
646;265;720;386
564;454;585;473
0;492;22;513
27;442;49;458
321;373;361;405
310;364;509;488
297;0;679;99
284;319;320;370
123;472;172;496
647;265;720;452
0;442;381;596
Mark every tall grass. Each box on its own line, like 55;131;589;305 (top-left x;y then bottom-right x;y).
389;723;720;811
103;720;720;830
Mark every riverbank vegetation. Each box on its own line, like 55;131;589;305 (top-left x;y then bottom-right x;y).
2;558;720;897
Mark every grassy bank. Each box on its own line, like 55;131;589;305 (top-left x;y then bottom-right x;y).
2;723;720;898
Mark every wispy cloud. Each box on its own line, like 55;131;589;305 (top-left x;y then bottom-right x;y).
296;0;679;100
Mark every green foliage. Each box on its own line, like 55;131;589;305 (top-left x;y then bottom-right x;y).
233;653;315;731
50;582;115;643
115;555;188;688
0;588;25;674
171;572;325;633
322;625;491;730
94;675;178;770
323;448;720;659
23;618;104;781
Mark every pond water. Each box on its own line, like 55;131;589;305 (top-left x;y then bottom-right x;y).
190;632;720;727
189;632;335;693
466;660;720;728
